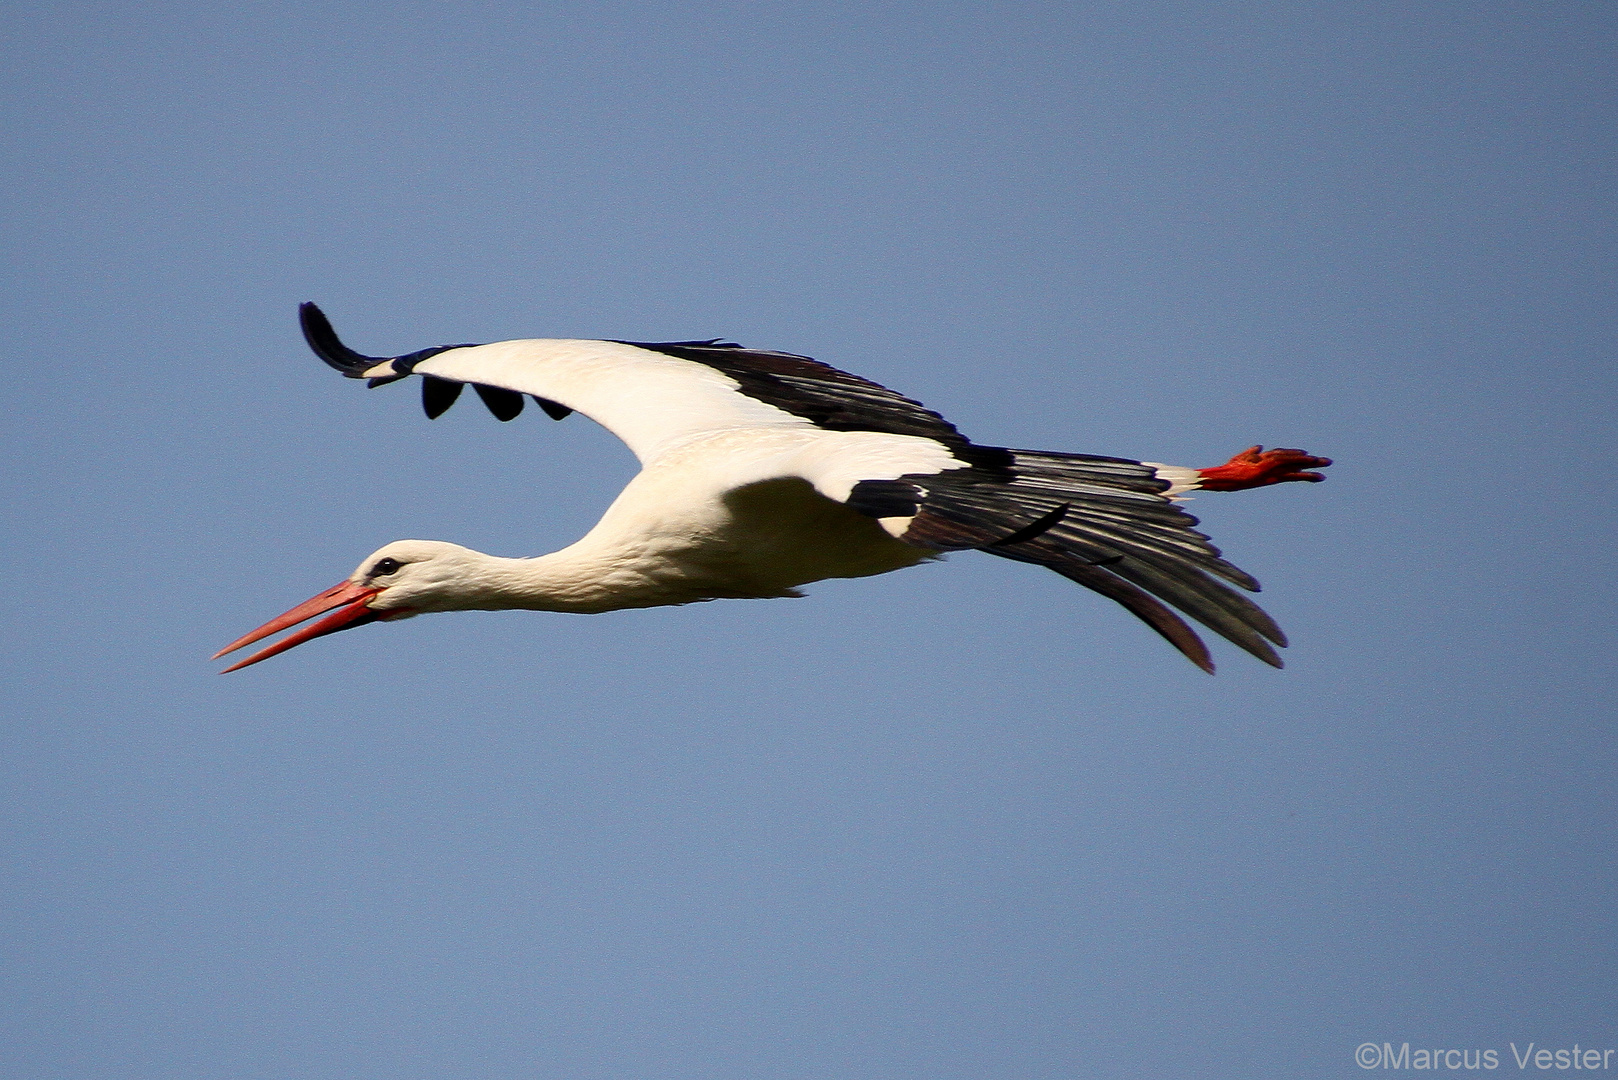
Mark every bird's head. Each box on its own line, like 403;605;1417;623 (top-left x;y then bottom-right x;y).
213;540;486;672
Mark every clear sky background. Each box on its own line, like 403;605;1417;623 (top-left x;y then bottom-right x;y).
2;3;1613;1078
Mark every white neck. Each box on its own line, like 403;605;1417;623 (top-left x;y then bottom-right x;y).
429;546;655;614
409;532;743;614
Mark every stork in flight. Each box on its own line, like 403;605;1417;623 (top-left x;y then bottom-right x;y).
215;304;1330;674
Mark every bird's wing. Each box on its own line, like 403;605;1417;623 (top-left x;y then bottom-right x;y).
832;447;1287;673
301;303;971;465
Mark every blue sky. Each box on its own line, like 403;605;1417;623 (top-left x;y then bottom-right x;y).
3;3;1614;1078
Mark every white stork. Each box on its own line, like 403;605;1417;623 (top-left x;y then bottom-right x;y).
215;304;1330;674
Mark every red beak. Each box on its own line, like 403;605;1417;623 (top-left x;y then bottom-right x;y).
213;580;386;673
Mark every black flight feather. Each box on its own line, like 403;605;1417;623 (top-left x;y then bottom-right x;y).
993;540;1217;674
534;396;573;420
301;302;382;376
845;447;1287;672
618;339;972;452
988;503;1069;548
422;376;464;419
299;303;480;381
474;384;525;421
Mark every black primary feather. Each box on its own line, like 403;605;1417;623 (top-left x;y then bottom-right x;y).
422;376;464;419
474;384;525;421
534;396;573;420
988;503;1070;548
300;303;480;382
301;302;382;375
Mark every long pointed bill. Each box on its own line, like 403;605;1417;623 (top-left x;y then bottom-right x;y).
214;580;385;673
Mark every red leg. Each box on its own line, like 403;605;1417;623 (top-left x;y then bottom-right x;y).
1197;445;1332;492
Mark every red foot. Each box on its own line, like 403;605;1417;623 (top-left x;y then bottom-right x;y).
1197;445;1332;492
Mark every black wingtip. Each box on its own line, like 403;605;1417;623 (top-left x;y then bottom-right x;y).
422;376;465;419
534;396;573;420
474;383;525;421
299;302;386;376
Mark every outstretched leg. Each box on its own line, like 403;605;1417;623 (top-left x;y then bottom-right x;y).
1196;445;1332;492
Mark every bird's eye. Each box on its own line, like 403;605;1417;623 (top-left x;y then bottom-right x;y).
371;557;403;577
